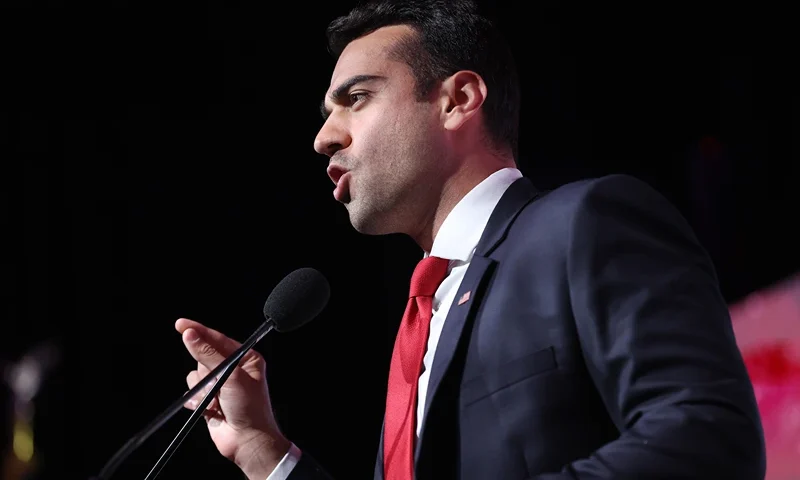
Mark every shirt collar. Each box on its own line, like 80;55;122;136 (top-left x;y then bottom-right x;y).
426;167;523;262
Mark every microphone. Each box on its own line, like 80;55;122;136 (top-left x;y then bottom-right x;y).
91;267;330;480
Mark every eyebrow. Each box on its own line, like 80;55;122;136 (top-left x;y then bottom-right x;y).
320;74;386;120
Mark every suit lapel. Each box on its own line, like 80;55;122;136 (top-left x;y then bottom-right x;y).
417;255;494;442
415;177;541;459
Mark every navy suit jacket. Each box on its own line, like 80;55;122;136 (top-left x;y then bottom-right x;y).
288;174;766;479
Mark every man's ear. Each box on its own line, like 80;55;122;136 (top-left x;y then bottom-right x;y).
439;70;488;132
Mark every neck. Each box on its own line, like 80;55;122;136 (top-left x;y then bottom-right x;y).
410;152;515;253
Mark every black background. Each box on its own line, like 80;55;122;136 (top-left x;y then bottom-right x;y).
2;2;798;479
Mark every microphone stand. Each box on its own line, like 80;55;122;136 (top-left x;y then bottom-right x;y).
92;319;275;480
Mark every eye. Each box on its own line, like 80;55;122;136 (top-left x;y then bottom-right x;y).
349;92;368;105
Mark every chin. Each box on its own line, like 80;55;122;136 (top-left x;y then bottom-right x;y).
348;217;387;236
347;206;396;236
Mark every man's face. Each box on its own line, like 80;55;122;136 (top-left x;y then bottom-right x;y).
315;25;447;236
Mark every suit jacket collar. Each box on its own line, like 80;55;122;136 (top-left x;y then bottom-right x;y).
474;176;540;256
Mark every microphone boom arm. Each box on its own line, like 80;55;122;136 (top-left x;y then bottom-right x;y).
93;319;276;480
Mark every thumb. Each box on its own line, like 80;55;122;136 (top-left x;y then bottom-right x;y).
182;327;230;372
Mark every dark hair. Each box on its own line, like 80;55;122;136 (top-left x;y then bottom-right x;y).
326;0;520;160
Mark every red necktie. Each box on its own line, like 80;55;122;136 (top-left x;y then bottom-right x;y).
383;255;450;480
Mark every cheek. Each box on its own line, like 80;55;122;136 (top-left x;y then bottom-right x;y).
356;113;403;157
354;104;433;170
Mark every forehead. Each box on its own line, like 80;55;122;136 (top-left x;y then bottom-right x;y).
327;25;414;94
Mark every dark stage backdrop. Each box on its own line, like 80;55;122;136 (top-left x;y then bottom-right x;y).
1;2;797;479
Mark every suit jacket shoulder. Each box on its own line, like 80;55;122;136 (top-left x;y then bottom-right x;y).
499;173;698;265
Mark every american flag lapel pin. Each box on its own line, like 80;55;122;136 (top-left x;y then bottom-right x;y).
458;290;471;305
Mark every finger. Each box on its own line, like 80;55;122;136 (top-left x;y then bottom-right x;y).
204;411;224;428
184;370;201;409
184;397;222;416
175;318;243;358
180;327;234;374
177;318;264;374
184;370;221;412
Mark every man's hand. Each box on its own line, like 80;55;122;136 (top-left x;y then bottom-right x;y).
176;318;291;480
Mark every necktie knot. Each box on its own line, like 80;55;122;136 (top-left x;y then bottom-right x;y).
408;256;449;298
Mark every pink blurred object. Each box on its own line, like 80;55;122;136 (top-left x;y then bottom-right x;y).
732;273;800;479
731;273;800;351
742;343;800;478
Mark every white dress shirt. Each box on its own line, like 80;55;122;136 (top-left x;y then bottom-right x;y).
268;167;523;480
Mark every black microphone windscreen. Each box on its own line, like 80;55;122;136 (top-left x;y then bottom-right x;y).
263;267;330;332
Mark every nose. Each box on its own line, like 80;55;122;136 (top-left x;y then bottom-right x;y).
314;117;351;157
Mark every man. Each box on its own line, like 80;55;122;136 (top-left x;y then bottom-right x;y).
177;0;766;478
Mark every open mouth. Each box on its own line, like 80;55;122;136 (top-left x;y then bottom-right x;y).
327;164;351;203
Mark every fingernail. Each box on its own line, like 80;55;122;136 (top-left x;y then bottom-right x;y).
185;328;200;343
187;400;197;409
208;417;221;427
